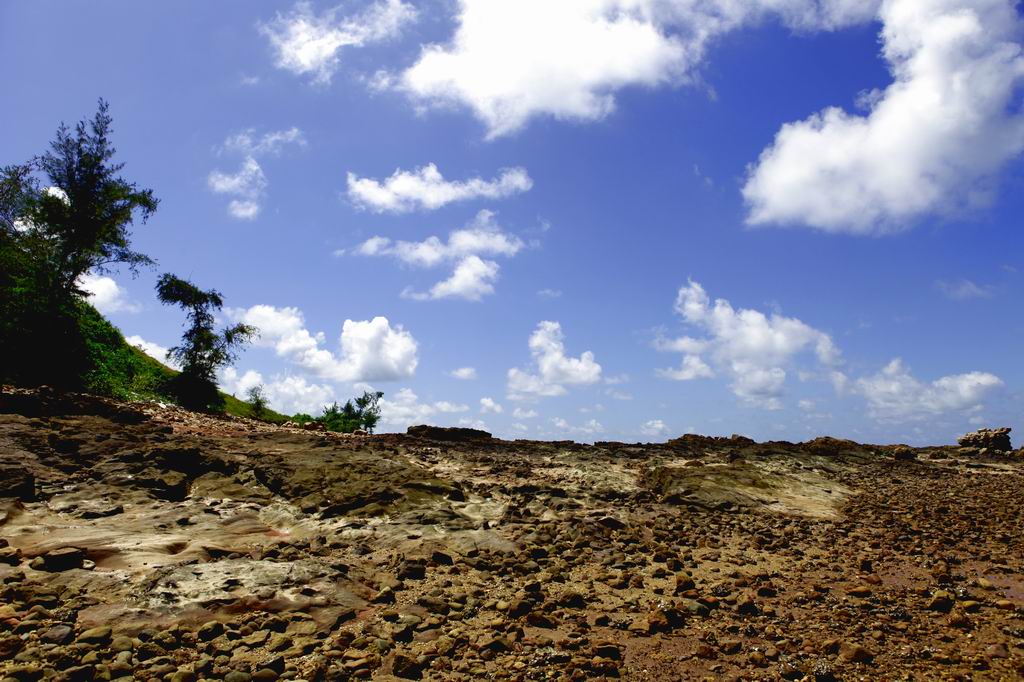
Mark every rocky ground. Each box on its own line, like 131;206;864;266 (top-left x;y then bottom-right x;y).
1;387;1023;681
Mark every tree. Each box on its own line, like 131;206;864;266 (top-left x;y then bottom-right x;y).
355;390;383;433
156;273;256;412
22;99;157;297
317;391;384;433
0;101;158;389
247;384;268;420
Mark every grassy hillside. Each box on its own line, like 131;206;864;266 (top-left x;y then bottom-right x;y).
74;301;287;422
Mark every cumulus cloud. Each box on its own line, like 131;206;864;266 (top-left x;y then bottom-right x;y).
640;419;669;437
480;397;503;414
512;407;538;419
347;163;532;213
508;321;602;400
126;335;179;370
221;369;336;415
657;280;843;409
379;388;469;429
355;209;525;301
79;273;141;315
220;367;265;398
261;0;417;84
450;367;477;380
935;278;995;300
209;128;305;220
743;0;1024;232
228;305;418;382
551;417;605;436
399;0;879;139
856;358;1003;421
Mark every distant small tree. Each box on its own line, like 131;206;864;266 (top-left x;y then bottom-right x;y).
247;384;268;420
317;390;384;433
355;390;383;433
155;273;256;412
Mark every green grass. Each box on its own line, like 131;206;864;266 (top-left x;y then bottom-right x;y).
75;300;288;422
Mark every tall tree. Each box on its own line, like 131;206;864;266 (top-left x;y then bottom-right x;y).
0;100;158;388
156;273;256;412
33;99;158;296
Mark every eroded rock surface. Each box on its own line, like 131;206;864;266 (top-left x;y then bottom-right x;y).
958;427;1012;452
1;387;1023;680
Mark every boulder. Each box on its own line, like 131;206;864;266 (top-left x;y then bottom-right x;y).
957;428;1012;452
406;425;492;442
0;464;34;501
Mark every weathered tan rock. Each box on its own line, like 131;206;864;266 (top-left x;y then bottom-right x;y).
957;427;1012;452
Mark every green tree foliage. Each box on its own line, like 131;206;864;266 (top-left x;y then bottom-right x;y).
317;391;383;433
155;273;256;412
247;384;268;420
0;100;158;389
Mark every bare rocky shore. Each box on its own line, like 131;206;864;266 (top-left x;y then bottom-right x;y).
1;387;1022;681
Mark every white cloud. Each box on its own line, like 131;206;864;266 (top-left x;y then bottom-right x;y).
220;367;265;398
222;127;307;156
264;375;336;415
399;0;879;139
221;370;336;416
209;128;305;220
479;397;503;414
260;0;417;85
640;419;669;437
508;321;602;400
935;278;995;300
537;288;563;299
450;367;477;380
347;163;532;213
356;209;524;301
856;358;1003;421
657;280;842;409
459;417;489;430
379;388;469;429
208;157;268;220
512;407;537;419
551;417;605;436
403;255;499;302
743;0;1024;232
126;335;179;370
229;305;418;382
79;273;141;315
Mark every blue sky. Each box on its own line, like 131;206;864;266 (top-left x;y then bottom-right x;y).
3;0;1022;445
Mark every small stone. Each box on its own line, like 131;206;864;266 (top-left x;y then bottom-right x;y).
986;643;1009;659
847;585;872;599
838;642;874;664
197;621;225;641
39;547;85;572
251;669;278;682
224;672;252;682
109;636;134;652
41;625;73;644
926;590;955;613
736;594;760;616
78;627;113;644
